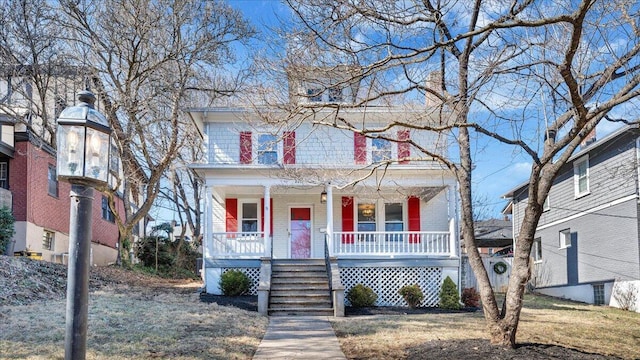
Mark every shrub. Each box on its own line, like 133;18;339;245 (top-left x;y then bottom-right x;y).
219;270;251;296
462;287;480;308
346;284;378;307
399;284;424;308
0;207;15;255
439;276;461;310
134;235;199;278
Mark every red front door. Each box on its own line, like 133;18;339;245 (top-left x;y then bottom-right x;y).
290;207;311;258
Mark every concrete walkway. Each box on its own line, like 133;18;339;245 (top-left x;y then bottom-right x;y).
252;316;347;359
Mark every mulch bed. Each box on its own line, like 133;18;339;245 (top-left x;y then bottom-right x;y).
346;305;479;316
406;339;622;359
199;294;258;312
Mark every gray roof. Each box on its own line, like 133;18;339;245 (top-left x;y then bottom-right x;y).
473;218;513;248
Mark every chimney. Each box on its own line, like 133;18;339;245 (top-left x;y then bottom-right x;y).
580;128;596;149
425;71;444;107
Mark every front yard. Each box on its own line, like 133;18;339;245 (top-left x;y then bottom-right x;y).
332;294;640;359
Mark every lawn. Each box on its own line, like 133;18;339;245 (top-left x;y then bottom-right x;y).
0;287;268;360
331;294;640;359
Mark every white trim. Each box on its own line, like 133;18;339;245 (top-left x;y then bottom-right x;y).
573;155;590;198
537;193;638;231
558;228;571;249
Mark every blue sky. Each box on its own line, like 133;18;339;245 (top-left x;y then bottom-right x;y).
213;1;627;220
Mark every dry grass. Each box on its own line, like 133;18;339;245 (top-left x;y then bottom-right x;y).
0;286;268;359
331;294;640;360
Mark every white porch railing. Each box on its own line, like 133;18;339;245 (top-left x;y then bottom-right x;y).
210;232;267;258
331;231;451;256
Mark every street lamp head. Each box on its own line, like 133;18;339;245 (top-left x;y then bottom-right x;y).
56;90;112;187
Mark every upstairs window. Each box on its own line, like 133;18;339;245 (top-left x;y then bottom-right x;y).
328;87;343;102
306;88;323;102
257;134;278;165
372;138;391;162
574;156;589;197
47;165;58;197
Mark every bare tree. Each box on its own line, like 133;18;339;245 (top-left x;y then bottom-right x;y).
271;0;640;348
0;0;86;145
58;0;254;263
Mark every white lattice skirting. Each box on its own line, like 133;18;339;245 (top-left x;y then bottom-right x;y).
221;267;260;295
340;267;443;307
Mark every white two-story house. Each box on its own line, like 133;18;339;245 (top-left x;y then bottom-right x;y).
189;69;460;316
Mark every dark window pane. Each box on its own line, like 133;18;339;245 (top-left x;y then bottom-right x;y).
243;203;257;219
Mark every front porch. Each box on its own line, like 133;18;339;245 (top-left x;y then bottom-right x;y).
207;226;457;259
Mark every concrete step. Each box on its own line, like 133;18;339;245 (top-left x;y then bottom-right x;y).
271;284;329;291
272;259;326;266
268;307;334;316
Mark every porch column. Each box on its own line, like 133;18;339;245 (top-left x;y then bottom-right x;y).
448;185;458;258
325;184;334;256
203;186;213;284
263;186;271;257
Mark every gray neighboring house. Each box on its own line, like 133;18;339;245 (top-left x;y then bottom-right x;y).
504;125;640;311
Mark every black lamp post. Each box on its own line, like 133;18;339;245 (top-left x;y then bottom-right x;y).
56;90;111;360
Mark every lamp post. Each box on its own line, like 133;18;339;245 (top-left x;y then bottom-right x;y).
57;90;111;360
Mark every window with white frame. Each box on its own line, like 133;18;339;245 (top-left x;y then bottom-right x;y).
42;230;55;251
328;87;343;102
357;203;376;241
372;138;391;162
593;284;605;305
574;156;589;197
543;196;550;211
306;88;323;102
533;237;542;262
559;229;571;248
257;134;278;165
241;202;259;232
384;203;404;241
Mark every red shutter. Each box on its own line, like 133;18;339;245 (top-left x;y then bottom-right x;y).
283;131;296;164
398;130;410;164
341;196;355;244
225;198;238;232
240;131;252;164
260;198;273;236
354;132;366;165
408;196;421;243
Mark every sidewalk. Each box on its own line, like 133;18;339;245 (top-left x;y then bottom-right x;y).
252;316;347;359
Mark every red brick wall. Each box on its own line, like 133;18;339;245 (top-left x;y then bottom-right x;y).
10;140;121;249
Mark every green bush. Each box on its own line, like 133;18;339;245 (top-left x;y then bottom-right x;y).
346;284;378;307
0;207;15;255
439;276;461;310
219;270;252;296
462;287;481;308
399;284;424;308
134;235;199;278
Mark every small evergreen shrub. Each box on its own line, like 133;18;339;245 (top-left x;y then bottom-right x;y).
399;284;424;308
0;207;15;255
462;287;480;308
346;284;378;307
219;270;252;296
439;276;461;310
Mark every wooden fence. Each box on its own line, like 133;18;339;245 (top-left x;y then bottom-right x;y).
461;256;512;292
